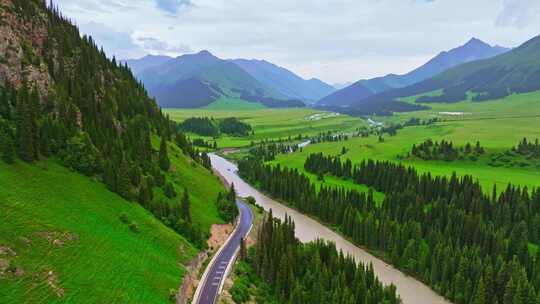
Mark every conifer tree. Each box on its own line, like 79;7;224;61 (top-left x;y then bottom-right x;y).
159;136;170;171
0;130;15;164
116;158;132;199
181;188;191;223
16;85;37;162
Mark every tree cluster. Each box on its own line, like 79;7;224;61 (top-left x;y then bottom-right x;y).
406;139;485;161
514;138;540;159
216;184;239;222
218;117;252;137
309;131;349;144
250;211;401;304
180;117;219;137
238;156;540;304
249;142;299;162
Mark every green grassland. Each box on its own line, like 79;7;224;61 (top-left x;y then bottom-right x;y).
0;142;225;303
165;108;367;149
274;91;540;192
203;97;267;111
0;159;197;303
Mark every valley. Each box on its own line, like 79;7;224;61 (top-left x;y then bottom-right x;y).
2;1;540;303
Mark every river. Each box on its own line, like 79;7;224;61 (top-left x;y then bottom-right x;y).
209;153;451;304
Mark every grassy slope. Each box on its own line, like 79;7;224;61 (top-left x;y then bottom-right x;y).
275;91;540;192
0;141;225;303
165;108;367;148
203;97;267;111
149;136;225;234
164;141;225;231
0;159;197;303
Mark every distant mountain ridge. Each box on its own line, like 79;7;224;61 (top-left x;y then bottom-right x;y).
231;59;335;103
124;51;335;108
318;38;510;107
349;34;540;112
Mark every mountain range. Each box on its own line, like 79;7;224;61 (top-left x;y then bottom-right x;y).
345;34;540;114
124;52;335;108
317;38;510;107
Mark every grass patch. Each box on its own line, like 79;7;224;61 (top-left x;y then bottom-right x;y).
165;108;368;149
203;97;267;111
0;159;198;303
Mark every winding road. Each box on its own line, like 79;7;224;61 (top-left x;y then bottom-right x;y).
208;153;451;304
193;200;253;304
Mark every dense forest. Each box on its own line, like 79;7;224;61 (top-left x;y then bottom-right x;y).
180;116;252;137
180;117;219;137
232;211;401;304
239;156;540;304
402;139;485;161
0;0;231;248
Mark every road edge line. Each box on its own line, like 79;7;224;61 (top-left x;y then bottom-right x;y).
191;203;242;304
217;203;254;294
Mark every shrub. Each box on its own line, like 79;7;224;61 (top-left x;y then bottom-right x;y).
129;222;139;233
119;213;129;224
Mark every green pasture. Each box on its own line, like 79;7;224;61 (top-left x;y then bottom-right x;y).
165;108;368;149
274;92;540;192
0;160;197;303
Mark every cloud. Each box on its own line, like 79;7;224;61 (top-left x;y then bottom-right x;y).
155;0;191;15
54;0;540;83
495;0;540;28
78;22;144;59
136;37;192;53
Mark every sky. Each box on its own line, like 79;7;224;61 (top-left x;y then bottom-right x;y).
54;0;540;84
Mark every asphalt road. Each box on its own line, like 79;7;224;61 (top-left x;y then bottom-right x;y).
195;200;253;304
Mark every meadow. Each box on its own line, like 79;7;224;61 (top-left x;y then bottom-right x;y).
0;159;196;303
274;91;540;192
0;141;225;303
165;107;367;149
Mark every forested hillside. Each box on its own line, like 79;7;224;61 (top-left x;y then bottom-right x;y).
0;0;233;302
231;212;401;304
239;156;540;304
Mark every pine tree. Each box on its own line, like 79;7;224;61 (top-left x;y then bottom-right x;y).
474;277;486;304
159;136;170;171
117;158;132;199
0;129;15;164
16;85;37;162
181;188;191;223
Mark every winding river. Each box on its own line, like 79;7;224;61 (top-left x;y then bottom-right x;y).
210;153;451;304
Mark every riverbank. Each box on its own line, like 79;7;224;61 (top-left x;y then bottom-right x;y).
209;153;451;304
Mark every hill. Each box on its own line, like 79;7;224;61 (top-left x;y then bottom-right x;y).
122;55;172;75
231;59;335;103
351;34;540;113
128;51;304;108
317;38;509;107
0;0;228;302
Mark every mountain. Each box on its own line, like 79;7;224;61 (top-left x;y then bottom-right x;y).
231;59;335;103
317;38;510;107
333;82;353;90
127;51;304;108
347;35;540;114
121;55;172;75
0;1;228;302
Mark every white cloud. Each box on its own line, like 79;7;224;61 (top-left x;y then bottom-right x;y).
54;0;540;83
495;0;540;29
155;0;192;15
